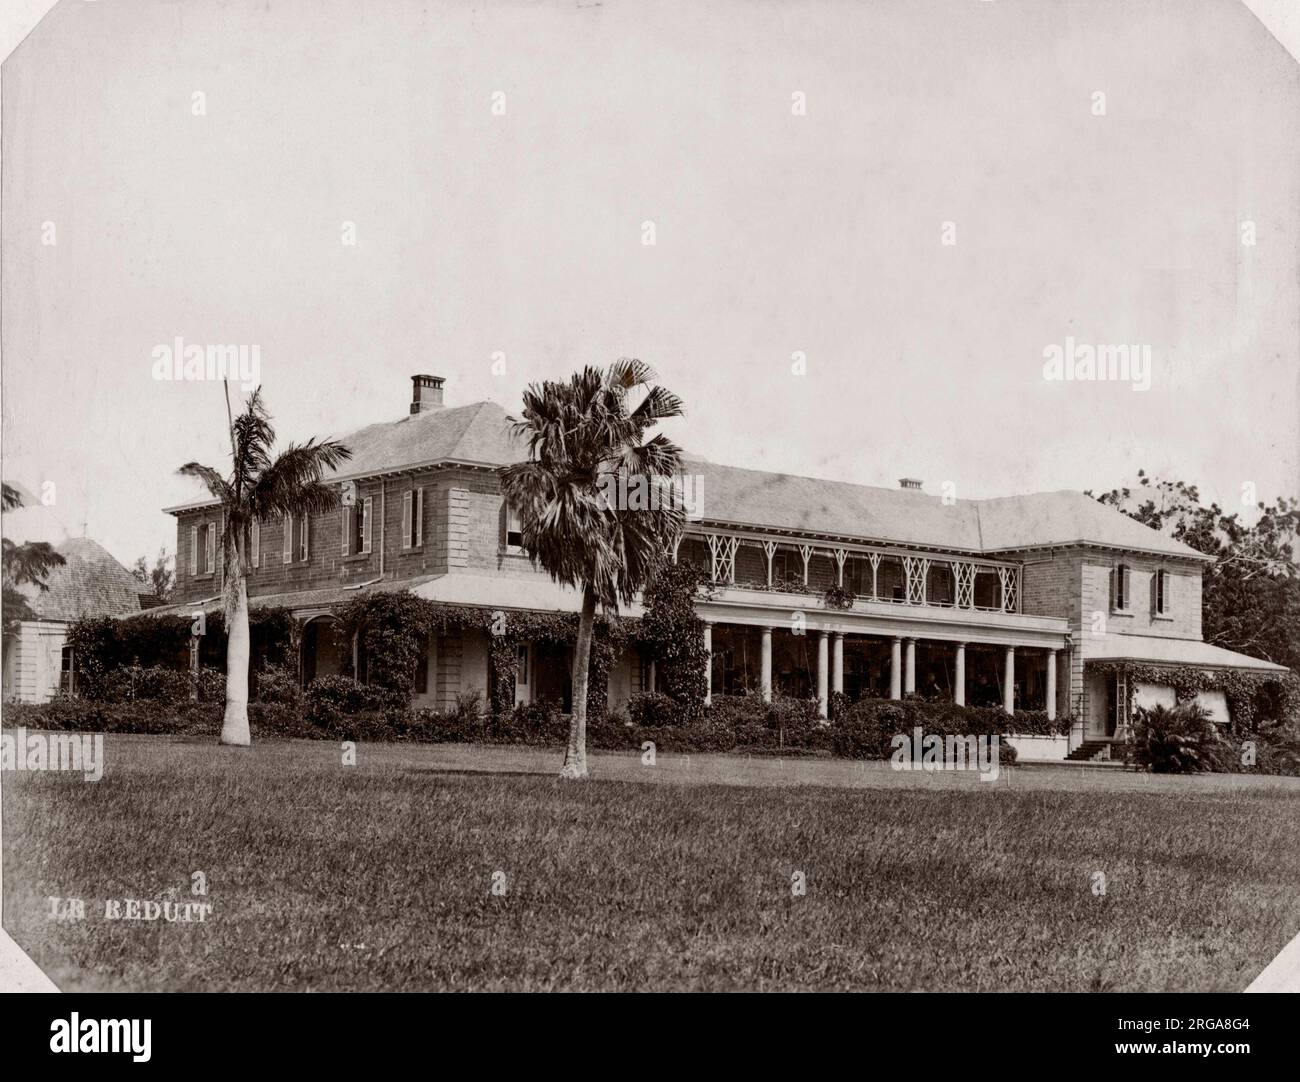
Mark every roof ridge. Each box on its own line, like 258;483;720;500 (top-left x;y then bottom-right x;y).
683;455;947;500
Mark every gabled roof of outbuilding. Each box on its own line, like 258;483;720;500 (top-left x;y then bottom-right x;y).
14;537;143;622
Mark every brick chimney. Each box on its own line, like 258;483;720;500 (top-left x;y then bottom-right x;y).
410;374;445;414
898;477;922;491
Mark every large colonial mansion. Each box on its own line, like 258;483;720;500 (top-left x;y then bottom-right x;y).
158;375;1287;757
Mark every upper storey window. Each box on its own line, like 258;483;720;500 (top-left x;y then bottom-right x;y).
190;521;215;576
342;497;373;557
1111;563;1131;612
1154;568;1170;617
505;504;526;555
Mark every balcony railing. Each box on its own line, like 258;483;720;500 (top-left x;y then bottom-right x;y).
677;527;1023;615
717;577;1017;615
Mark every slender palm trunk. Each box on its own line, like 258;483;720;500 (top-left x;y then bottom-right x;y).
560;585;598;779
220;570;251;747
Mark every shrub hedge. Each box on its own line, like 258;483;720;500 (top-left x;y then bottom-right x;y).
14;679;1297;776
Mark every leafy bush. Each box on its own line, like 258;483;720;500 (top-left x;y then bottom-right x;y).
253;662;301;707
700;694;826;750
1128;703;1231;773
825;698;1064;760
3;698;221;736
822;585;856;610
628;691;678;728
101;665;191;704
304;675;400;731
496;698;568;744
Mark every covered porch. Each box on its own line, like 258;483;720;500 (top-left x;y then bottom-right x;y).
698;588;1071;720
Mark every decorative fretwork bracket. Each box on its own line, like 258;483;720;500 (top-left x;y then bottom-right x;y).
707;533;739;583
952;561;976;609
998;565;1020;613
902;556;931;605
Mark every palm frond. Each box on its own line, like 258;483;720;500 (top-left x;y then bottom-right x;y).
504;359;686;609
2;538;66;588
177;463;232;504
250;440;352;519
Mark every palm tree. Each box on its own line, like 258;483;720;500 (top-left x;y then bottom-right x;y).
178;389;351;746
502;360;686;779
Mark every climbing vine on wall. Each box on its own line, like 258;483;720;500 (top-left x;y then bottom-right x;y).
65;608;296;700
637;561;712;722
333;591;639;717
1087;660;1298;734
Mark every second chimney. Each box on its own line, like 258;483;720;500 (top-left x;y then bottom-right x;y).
410;374;445;414
898;477;922;491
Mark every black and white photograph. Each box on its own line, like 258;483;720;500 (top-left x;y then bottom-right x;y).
1;0;1298;1060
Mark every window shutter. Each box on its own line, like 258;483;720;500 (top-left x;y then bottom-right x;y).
362;497;373;554
414;487;423;547
205;523;216;575
300;515;310;561
190;525;198;574
283;514;292;564
402;492;413;549
342;506;351;556
1120;565;1129;610
251;520;260;568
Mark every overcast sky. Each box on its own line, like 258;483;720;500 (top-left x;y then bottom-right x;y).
2;0;1298;566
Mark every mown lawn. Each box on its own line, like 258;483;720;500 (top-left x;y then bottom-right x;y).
3;734;1299;991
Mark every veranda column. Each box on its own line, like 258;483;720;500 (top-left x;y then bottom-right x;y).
761;626;773;704
648;659;657;694
1046;648;1057;721
1003;646;1016;715
703;622;713;707
816;630;829;719
904;638;916;695
832;632;844;696
890;637;902;700
954;642;966;706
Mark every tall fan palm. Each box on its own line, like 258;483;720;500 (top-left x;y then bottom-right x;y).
502;359;686;779
178;389;351;746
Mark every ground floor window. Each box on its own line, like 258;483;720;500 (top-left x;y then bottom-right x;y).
60;645;75;695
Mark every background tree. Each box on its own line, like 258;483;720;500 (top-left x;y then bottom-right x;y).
2;482;67;634
177;389;350;746
502;360;686;778
1088;470;1300;671
131;548;176;604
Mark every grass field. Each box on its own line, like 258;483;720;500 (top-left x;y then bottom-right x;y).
3;733;1299;991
